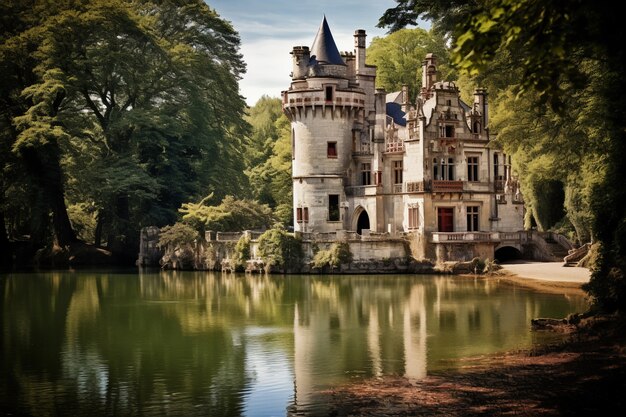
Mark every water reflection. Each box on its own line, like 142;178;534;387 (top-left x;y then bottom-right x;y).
1;272;587;416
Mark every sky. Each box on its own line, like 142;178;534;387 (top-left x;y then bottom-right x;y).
208;0;406;106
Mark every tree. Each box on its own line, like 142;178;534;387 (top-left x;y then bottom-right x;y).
179;195;276;234
0;0;249;263
245;97;293;225
366;28;454;100
380;0;626;312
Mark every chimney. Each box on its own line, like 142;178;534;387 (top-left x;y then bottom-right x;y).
401;84;409;112
354;29;366;73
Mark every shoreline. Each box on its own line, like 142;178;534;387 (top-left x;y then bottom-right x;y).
323;315;626;416
481;270;587;296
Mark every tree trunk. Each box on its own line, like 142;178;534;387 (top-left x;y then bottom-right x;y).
0;210;12;269
94;211;103;247
20;143;77;248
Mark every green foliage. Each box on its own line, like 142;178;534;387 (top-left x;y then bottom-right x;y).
256;226;303;271
245;98;293;225
0;0;249;259
179;195;276;234
367;28;454;99
232;234;251;271
158;222;199;249
67;203;97;243
312;242;353;270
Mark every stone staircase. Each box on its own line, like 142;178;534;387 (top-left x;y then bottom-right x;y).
545;239;570;260
563;243;591;267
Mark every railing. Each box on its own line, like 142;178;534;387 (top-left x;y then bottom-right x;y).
432;180;463;192
406;181;424;192
216;232;244;241
431;232;500;243
385;141;404;153
564;243;590;264
393;183;403;193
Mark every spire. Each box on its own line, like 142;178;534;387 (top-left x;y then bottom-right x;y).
310;16;345;66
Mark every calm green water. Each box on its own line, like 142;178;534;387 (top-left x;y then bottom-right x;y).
1;271;587;416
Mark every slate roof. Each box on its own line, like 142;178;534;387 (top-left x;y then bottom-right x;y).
310;16;346;66
386;102;406;126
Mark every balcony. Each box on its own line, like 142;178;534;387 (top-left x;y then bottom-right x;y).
431;180;463;192
432;232;500;243
385;141;404;153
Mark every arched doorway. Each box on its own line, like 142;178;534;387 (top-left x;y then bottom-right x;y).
495;246;523;262
356;210;370;235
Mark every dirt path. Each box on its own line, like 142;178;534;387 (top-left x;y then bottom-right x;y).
500;261;591;283
323;317;626;416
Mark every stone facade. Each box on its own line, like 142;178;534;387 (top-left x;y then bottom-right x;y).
282;18;525;263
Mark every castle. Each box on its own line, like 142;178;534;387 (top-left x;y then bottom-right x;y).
282;17;525;262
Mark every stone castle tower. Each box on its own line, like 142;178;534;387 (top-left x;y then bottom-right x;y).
283;17;380;233
283;17;525;262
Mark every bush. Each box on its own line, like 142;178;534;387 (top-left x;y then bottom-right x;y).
158;222;199;249
232;234;251;271
257;226;303;272
312;242;352;270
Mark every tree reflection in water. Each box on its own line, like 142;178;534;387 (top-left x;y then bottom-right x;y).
0;271;587;416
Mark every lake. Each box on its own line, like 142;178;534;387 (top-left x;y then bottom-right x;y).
0;271;587;416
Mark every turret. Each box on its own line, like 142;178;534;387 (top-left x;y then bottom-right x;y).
291;46;310;80
420;53;437;100
473;88;488;130
354;29;366;73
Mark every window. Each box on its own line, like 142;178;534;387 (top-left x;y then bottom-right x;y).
375;170;382;185
327;142;337;158
446;99;452;106
467;206;479;231
473;121;480;133
447;158;455;180
494;153;500;180
467;156;479;182
438;207;454;232
393;161;403;184
328;194;340;221
360;163;371;185
325;86;333;101
433;158;438;180
408;206;419;229
297;207;309;223
292;129;295;160
445;125;454;137
437;158;455;180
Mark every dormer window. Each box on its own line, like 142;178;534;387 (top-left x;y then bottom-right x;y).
473;121;480;133
446;99;452;106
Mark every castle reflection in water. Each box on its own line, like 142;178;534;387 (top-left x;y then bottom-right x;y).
1;271;586;416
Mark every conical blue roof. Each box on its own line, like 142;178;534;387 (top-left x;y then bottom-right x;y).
310;16;345;66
